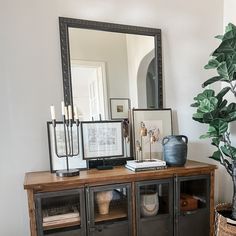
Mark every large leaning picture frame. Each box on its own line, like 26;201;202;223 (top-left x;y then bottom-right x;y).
47;121;87;173
81;120;124;160
132;109;172;160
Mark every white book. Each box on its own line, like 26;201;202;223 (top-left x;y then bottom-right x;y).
125;164;167;172
126;159;166;168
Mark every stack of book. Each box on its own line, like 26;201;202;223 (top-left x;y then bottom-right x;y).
42;205;80;229
125;159;167;172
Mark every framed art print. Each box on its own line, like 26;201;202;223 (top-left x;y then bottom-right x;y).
47;121;87;172
132;109;172;160
110;98;131;120
81;120;124;160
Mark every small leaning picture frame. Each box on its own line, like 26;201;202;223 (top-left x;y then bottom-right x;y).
47;121;87;173
110;98;131;120
132;108;173;161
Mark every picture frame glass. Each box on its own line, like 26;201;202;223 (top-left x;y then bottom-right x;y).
81;121;124;159
133;109;172;160
47;122;87;172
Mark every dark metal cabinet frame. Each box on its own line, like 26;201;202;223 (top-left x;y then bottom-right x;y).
174;175;210;236
136;178;174;236
86;183;132;236
35;188;86;236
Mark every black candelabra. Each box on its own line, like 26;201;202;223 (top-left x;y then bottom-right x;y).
50;102;80;177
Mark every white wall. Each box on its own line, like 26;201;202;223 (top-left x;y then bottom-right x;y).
0;0;224;235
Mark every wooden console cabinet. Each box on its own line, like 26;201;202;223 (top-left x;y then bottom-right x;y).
24;160;216;236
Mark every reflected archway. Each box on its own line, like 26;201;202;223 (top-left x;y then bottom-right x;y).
137;51;158;108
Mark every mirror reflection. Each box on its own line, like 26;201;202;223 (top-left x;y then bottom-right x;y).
68;28;157;120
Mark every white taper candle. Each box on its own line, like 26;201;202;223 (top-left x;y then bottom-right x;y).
68;105;72;120
61;101;65;116
50;105;56;120
74;106;78;120
64;106;68;120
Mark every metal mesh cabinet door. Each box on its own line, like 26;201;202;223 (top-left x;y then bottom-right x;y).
35;188;86;236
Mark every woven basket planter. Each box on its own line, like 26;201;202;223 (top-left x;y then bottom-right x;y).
215;203;236;236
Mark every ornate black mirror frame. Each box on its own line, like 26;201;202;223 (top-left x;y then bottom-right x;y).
59;17;163;108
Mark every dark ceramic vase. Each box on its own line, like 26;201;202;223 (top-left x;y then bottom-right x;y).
162;135;188;167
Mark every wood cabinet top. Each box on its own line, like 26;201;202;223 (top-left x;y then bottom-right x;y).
24;160;216;192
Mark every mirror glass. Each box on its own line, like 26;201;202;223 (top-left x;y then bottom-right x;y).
69;28;155;120
60;18;163;121
69;28;157;120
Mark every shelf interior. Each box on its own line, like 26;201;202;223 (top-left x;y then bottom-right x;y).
41;194;81;231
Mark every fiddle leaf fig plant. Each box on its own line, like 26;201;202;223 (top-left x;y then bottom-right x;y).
191;23;236;220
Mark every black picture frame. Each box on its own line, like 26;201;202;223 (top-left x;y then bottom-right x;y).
81;120;124;160
47;121;87;173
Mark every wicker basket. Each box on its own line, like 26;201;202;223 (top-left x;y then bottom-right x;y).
215;203;236;236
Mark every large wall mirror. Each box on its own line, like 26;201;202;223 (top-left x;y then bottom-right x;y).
59;17;163;121
59;17;163;165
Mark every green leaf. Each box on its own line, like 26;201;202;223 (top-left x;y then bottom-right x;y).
218;99;228;110
202;76;222;88
224;23;236;38
203;111;217;123
194;89;215;102
219;107;228;119
220;145;236;159
226;23;236;31
221;146;231;157
215;35;223;40
198;97;218;113
211;137;220;147
204;59;220;69
227;103;236;113
190;102;200;107
193;112;204;119
216;87;231;101
210;119;228;135
227;54;236;81
192;117;204;123
213;39;236;55
226;111;236;122
200;133;219;139
216;53;225;63
208;126;217;133
217;62;230;80
216;55;236;81
200;126;218;139
230;146;236;154
200;133;213;139
209;150;221;162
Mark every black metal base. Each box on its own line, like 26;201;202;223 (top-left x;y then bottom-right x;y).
56;169;80;177
88;157;133;169
96;165;113;170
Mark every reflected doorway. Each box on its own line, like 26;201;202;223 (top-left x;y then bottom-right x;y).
71;60;108;121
